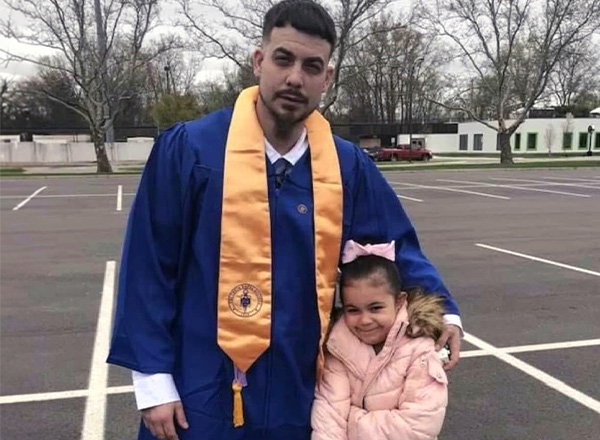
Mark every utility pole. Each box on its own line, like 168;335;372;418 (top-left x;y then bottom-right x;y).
408;57;424;148
164;63;171;95
0;80;7;137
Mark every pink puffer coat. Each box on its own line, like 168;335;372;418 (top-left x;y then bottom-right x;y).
311;296;448;440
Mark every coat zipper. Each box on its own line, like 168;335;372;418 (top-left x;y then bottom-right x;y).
359;322;404;408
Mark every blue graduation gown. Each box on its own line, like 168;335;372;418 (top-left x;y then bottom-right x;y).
107;108;460;440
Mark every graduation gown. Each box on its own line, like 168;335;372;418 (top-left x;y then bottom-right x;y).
107;108;460;440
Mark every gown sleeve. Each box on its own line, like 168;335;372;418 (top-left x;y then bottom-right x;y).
107;123;197;373
348;151;460;316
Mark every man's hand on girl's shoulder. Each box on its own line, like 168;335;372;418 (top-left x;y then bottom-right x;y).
435;325;461;371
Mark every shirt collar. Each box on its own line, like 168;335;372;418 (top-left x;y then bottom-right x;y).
264;128;308;165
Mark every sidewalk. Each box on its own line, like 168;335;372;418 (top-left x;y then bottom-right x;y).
376;154;599;168
2;155;598;175
2;161;145;175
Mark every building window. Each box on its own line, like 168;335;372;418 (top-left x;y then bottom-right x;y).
563;132;573;149
514;133;521;151
527;133;537;150
578;132;589;149
595;133;600;149
473;134;483;151
459;134;468;150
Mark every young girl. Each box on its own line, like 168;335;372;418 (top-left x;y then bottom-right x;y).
311;240;448;440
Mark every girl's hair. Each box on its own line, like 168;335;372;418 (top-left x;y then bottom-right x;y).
339;255;402;302
333;254;445;340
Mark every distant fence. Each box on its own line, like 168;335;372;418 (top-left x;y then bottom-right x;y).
0;141;153;164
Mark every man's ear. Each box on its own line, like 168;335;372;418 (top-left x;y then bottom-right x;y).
323;64;334;92
253;48;264;77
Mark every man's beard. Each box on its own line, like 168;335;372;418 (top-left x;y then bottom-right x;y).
260;90;315;138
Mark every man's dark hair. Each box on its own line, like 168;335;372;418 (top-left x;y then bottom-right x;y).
263;0;337;50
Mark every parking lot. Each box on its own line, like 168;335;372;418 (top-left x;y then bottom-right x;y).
1;168;599;439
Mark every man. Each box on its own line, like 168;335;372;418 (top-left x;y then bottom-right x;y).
107;1;462;439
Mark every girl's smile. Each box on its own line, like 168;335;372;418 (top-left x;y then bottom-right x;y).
342;275;405;351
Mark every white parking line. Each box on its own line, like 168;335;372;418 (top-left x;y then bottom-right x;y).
475;243;600;277
464;332;600;414
439;178;600;190
0;385;134;405
81;261;116;440
2;336;598;405
489;177;599;191
0;389;90;404
116;185;123;212
1;193;136;199
390;181;511;200
12;186;47;210
439;178;591;198
395;182;580;191
461;338;600;358
540;176;600;183
397;194;424;203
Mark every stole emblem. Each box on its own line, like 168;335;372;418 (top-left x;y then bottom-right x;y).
228;283;263;318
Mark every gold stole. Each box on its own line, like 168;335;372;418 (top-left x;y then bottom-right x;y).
217;86;343;426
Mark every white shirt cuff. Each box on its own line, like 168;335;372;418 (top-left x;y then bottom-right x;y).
131;371;181;410
443;314;464;336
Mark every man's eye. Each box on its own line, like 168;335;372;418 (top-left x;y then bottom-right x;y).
305;64;322;74
275;56;292;64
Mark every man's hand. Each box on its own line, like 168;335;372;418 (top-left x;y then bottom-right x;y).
142;401;189;440
435;324;461;371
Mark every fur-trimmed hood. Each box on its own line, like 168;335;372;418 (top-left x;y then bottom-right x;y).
325;292;445;380
405;291;445;340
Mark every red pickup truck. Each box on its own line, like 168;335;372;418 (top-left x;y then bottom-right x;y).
372;144;433;162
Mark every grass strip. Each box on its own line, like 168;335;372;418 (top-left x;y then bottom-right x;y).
376;160;600;171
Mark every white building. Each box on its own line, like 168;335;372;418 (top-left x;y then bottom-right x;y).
405;117;600;155
2;118;599;165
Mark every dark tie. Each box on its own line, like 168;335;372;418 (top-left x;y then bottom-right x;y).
273;158;291;188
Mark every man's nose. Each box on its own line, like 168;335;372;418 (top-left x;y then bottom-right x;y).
285;62;303;88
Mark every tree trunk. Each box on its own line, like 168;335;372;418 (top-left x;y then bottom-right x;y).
498;131;514;164
92;129;113;173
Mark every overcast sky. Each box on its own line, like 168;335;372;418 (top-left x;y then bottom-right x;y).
1;0;597;85
0;0;231;82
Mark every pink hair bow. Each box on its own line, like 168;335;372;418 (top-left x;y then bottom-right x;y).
341;240;396;264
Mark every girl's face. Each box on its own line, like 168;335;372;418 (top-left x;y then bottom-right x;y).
342;276;403;348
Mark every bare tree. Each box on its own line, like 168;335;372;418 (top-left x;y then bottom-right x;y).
1;0;166;172
422;0;600;164
335;18;445;128
544;124;555;156
176;0;401;114
145;51;203;102
548;39;600;107
0;78;10;134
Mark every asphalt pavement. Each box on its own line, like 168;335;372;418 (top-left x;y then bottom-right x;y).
1;168;599;439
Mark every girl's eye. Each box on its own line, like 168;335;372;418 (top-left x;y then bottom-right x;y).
345;308;359;314
369;306;383;312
